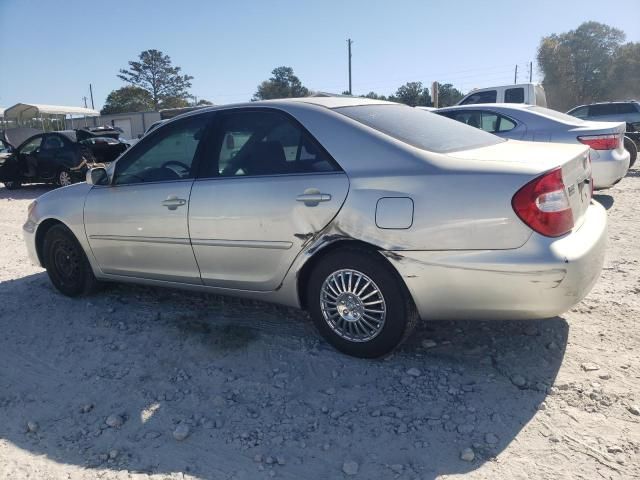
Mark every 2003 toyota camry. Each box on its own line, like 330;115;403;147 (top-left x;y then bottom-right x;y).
23;97;607;357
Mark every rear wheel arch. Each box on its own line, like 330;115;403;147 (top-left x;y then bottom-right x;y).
297;239;414;311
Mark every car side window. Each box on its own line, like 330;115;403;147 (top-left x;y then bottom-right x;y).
480;112;500;132
450;111;482;129
568;106;588;119
41;135;65;150
497;115;516;132
589;104;614;116
615;103;636;114
504;88;524;103
113;116;208;185
19;137;43;155
460;90;497;105
212;110;339;177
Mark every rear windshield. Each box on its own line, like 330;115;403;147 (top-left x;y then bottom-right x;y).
527;106;583;124
335;104;505;153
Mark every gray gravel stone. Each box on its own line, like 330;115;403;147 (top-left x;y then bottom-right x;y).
511;374;526;388
406;368;421;377
343;460;359;476
105;414;124;428
173;424;190;441
26;421;39;433
460;448;475;462
485;433;499;444
581;362;600;372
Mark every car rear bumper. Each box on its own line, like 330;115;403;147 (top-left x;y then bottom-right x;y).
385;201;607;320
591;148;630;189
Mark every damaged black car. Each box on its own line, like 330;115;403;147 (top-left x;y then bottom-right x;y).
0;128;128;189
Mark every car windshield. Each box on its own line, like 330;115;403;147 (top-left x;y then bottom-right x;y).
334;104;505;153
527;106;584;124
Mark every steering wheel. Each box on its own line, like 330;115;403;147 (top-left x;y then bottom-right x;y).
161;160;190;176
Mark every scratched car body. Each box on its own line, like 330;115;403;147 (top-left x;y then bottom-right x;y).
23;97;607;357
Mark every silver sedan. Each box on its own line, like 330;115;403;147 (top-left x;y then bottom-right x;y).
23;98;607;357
436;103;630;189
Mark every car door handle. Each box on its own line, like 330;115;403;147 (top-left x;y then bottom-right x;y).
161;195;187;210
296;193;332;205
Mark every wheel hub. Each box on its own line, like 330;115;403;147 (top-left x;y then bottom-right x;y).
320;269;387;343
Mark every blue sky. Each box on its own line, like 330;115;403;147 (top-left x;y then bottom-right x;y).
1;0;638;110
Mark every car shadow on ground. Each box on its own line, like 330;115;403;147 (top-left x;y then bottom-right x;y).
593;194;614;210
0;184;53;200
0;272;568;479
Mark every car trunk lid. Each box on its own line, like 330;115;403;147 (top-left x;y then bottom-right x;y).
447;139;592;232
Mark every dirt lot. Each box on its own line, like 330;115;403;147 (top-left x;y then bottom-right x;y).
0;169;639;480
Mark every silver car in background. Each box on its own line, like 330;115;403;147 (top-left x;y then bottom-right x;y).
436;103;630;189
23;98;606;358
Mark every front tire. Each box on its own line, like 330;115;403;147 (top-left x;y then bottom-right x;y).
306;248;418;358
43;224;99;297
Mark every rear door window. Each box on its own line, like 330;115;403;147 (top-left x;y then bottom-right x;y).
589;104;616;116
211;110;340;177
41;135;65;150
459;90;497;105
504;88;525;103
614;103;636;114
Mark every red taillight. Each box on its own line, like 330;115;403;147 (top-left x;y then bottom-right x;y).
577;133;621;150
512;168;574;237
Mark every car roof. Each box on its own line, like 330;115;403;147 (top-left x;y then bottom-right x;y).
187;96;394;115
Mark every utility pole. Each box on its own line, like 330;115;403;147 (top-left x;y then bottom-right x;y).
514;64;518;84
89;83;95;110
82;96;88;108
529;62;533;82
432;81;439;108
347;38;353;95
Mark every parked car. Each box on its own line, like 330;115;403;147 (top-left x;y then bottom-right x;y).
436;104;630;189
23;98;606;358
457;83;547;107
567;101;640;167
0;130;127;189
567;101;640;124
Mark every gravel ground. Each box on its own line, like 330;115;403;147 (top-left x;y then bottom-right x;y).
0;168;638;480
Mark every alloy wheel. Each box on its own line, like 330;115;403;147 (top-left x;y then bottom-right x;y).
58;171;72;187
320;269;387;342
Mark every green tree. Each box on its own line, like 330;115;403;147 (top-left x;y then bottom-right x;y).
117;49;193;110
253;66;309;100
393;82;432;107
195;99;214;106
100;86;153;114
360;91;388;100
608;42;640;100
435;83;464;107
537;21;625;110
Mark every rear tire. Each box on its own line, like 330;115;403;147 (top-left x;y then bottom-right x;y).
3;181;22;190
624;136;637;169
306;248;418;358
43;224;100;297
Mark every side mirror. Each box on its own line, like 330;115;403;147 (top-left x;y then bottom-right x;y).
86;167;109;186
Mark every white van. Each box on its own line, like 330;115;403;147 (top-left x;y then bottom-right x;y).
456;83;547;107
